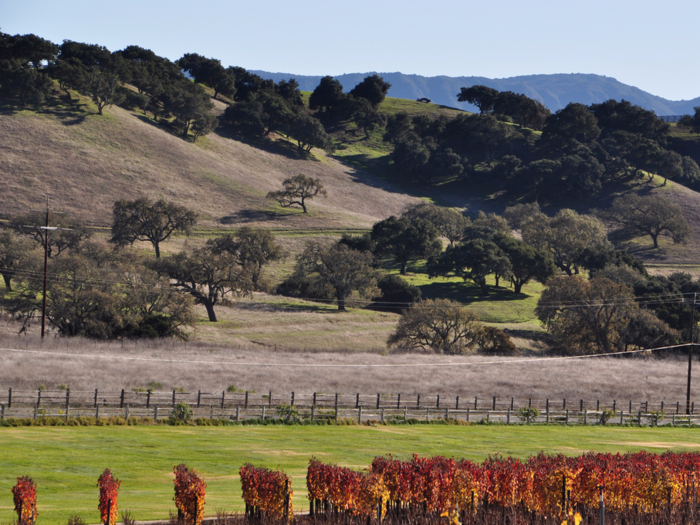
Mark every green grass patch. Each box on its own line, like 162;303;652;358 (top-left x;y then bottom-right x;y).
390;260;542;324
0;425;699;524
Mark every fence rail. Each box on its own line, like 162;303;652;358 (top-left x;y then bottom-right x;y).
1;402;698;427
0;388;695;415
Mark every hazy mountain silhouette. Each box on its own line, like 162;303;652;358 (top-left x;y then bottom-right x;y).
251;71;700;115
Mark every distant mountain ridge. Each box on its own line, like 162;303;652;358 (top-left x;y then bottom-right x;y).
250;71;700;115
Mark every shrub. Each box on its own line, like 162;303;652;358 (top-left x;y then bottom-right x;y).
170;402;193;424
371;274;421;312
478;326;519;355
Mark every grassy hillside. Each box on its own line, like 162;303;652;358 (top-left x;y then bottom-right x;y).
3;90;700;351
0;94;418;230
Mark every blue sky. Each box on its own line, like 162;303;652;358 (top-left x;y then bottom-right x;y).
2;0;698;101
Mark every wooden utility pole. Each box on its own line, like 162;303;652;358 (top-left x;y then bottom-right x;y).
687;293;697;414
41;197;50;339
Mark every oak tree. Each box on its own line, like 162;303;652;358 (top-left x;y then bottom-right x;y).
110;198;197;258
266;174;327;213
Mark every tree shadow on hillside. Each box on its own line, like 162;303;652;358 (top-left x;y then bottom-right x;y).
219;210;280;224
418;280;530;304
0;94;89;125
213;126;304;161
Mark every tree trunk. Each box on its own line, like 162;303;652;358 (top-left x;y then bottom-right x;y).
154;241;161;259
301;200;307;213
203;300;217;322
651;233;659;249
513;280;523;294
400;260;407;275
337;293;346;312
2;274;11;291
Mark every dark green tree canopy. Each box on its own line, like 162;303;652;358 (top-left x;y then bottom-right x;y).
349;74;391;108
309;75;345;112
428;238;512;295
177;53;236;100
541;102;601;145
457;85;499;114
371;216;442;275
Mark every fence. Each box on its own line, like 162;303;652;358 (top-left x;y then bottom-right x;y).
659;115;688;122
0;388;697;426
0;388;695;413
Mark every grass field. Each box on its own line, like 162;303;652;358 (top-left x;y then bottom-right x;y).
0;425;699;524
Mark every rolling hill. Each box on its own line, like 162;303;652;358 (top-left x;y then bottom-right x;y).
0;98;418;230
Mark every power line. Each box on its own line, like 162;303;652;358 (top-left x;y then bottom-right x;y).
1;264;695;310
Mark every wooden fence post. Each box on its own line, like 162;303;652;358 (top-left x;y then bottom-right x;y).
236;405;240;422
313;392;317;406
436;394;440;409
612;400;616;412
1;403;4;421
403;407;407;422
291;391;295;406
269;391;272;408
120;389;125;408
507;408;510;424
221;391;225;409
455;396;459;409
197;390;201;408
37;389;41;408
245;391;249;409
620;410;624;425
172;389;176;407
335;393;338;411
416;393;420;408
466;407;470;422
65;388;70;410
356;393;360;408
377;393;380;409
8;387;11;408
146;390;151;408
154;405;158;421
511;397;514;410
474;396;477;409
93;389;97;408
311;406;315;422
397;393;401;409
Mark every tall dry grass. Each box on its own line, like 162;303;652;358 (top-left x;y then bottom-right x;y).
0;317;695;405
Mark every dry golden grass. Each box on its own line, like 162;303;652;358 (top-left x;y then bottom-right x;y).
0;98;417;229
0;315;694;405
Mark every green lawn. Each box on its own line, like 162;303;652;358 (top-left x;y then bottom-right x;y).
1;425;699;523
